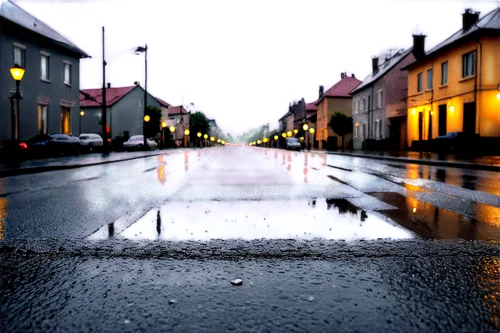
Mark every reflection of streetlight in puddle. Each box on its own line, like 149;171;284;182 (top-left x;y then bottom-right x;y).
0;198;6;240
303;167;308;183
157;165;166;185
184;151;189;172
287;164;291;171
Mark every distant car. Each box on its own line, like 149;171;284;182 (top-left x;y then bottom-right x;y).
123;135;157;151
79;133;103;152
285;137;302;151
435;132;475;152
26;134;84;157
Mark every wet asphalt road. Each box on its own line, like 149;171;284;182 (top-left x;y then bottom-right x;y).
1;146;499;332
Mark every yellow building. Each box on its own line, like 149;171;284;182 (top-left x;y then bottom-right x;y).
404;8;500;147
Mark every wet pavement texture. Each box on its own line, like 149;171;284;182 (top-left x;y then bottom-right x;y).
1;240;499;333
0;146;499;240
1;146;500;332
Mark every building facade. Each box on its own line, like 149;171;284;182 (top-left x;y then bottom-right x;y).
1;0;89;141
405;8;500;148
351;49;415;150
80;84;161;140
316;73;361;150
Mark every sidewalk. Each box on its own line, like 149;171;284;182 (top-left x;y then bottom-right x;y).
321;150;500;172
0;149;177;177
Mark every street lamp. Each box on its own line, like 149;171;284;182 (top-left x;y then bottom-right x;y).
197;132;202;147
184;129;190;148
287;131;292;137
134;44;148;150
204;134;208;147
309;127;315;150
79;110;85;135
9;64;25;143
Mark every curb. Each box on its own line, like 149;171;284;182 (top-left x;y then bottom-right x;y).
0;151;172;178
325;151;500;172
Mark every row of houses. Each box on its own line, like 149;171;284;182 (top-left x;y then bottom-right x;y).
279;8;500;152
1;0;216;146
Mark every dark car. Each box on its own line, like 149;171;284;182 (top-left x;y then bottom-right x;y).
285;137;302;151
26;134;85;158
434;132;477;152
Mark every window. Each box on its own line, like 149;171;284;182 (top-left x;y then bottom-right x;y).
61;107;70;134
417;72;423;92
427;69;433;89
13;44;26;67
38;105;48;134
375;119;382;139
41;53;50;80
377;90;384;108
362;98;366;111
462;51;476;77
64;62;72;85
441;62;448;85
354;124;359;139
138;98;143;108
367;96;371;111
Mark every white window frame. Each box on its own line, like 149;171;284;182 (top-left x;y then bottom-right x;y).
63;61;72;85
462;51;476;78
40;51;51;81
377;90;384;108
441;61;448;85
354;124;359;139
13;42;26;67
362;98;366;111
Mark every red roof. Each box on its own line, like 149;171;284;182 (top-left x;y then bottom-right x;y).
305;102;317;111
80;86;136;107
167;105;187;115
316;76;361;104
155;97;171;108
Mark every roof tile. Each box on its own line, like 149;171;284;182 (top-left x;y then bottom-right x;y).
80;86;136;107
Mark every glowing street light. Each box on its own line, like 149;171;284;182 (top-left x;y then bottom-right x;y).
303;123;309;131
287;131;292;137
144;115;151;122
293;129;298;134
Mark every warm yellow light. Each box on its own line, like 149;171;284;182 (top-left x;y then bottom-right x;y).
430;111;434;115
161;121;167;128
80;111;85;116
309;128;315;134
412;207;417;213
287;131;292;137
300;137;304;141
204;134;208;139
217;139;221;143
222;141;225;145
144;115;151;122
497;93;500;100
169;126;176;132
184;129;190;136
293;129;298;134
274;135;278;140
282;133;286;138
411;109;416;115
303;124;309;131
210;136;215;141
449;105;455;112
197;132;202;137
10;65;25;81
263;138;268;143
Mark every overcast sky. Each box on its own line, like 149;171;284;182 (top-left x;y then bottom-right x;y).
14;0;499;136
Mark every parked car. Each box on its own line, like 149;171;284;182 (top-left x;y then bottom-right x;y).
25;134;85;158
123;135;157;151
435;132;476;152
79;133;103;152
285;137;302;150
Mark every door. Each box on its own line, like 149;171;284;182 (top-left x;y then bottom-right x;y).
418;112;423;141
463;102;476;135
61;107;71;134
428;110;433;140
438;105;447;136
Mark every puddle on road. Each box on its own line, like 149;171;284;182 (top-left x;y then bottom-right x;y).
89;199;415;241
369;192;499;241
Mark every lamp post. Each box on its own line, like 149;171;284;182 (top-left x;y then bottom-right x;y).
79;110;85;135
197;132;202;147
161;121;168;148
184;129;190;148
169;126;176;148
303;123;309;149
134;44;148;150
204;134;208;147
9;64;25;146
309;127;315;150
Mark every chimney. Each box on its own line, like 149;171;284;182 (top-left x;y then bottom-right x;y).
341;73;345;79
372;57;379;74
463;9;480;31
107;83;111;88
412;34;426;59
319;85;324;98
351;74;355;78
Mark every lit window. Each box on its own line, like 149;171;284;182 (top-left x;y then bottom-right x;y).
427;69;433;89
14;45;26;67
38;105;48;134
354;125;359;139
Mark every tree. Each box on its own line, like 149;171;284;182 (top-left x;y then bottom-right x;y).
328;112;353;152
189;111;210;145
145;105;162;138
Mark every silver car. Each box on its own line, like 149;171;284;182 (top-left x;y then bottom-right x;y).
123;135;157;151
79;133;103;152
285;137;302;151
